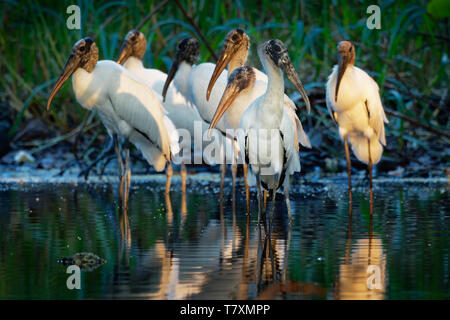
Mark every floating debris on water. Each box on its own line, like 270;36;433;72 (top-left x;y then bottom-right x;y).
57;252;106;271
14;151;35;164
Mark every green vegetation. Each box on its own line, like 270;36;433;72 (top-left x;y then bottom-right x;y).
1;0;448;171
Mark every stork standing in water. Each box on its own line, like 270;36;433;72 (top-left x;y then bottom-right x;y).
117;30;230;193
209;39;310;226
206;29;311;212
161;38;236;200
46;37;179;210
326;40;388;210
116;30;185;193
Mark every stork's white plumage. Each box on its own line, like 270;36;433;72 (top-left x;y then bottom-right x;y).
46;37;179;210
325;40;388;207
211;39;311;224
117;30;223;192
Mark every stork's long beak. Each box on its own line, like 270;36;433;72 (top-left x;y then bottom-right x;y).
279;55;311;114
207;78;242;137
335;53;350;102
116;41;132;65
162;55;181;102
46;54;80;111
206;42;235;101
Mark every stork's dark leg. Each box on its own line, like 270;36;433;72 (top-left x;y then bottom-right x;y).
165;191;173;225
231;161;237;204
181;162;187;194
344;137;352;205
263;190;268;210
219;145;227;199
231;139;240;205
165;163;173;195
114;135;125;209
284;181;292;225
256;172;264;225
269;187;277;234
368;139;373;215
123;147;131;212
243;162;250;214
181;184;187;215
119;208;131;247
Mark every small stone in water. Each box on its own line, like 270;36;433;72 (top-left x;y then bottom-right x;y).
14;150;35;164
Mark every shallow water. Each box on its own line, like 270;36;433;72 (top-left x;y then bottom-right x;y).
0;177;448;299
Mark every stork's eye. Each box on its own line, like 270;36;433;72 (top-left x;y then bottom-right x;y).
79;45;85;52
232;34;239;41
178;41;187;50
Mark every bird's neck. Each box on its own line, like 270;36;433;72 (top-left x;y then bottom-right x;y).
174;61;193;101
228;55;246;75
261;59;284;117
72;67;96;110
124;56;144;71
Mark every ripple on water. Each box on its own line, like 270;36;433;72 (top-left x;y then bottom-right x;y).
0;181;448;299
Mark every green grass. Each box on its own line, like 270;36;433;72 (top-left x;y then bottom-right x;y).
1;0;448;167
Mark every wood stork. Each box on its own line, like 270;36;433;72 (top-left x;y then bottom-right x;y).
161;37;237;201
117;29;215;193
46;37;180;210
209;39;311;225
326;40;388;209
206;29;311;214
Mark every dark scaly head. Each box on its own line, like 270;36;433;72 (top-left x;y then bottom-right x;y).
206;29;250;101
162;37;200;101
46;37;98;110
262;39;311;113
116;30;147;64
208;66;255;136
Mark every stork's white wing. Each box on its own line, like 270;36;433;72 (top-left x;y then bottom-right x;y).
280;111;301;176
107;63;172;159
283;98;311;150
356;67;389;146
325;65;339;123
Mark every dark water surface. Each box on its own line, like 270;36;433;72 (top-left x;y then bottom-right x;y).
0;178;448;299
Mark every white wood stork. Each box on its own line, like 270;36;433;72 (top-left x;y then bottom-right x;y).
326;40;388;209
117;30;220;193
161;37;236;199
209;39;311;225
46;37;179;210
